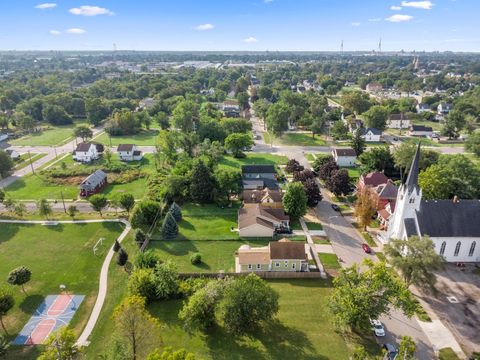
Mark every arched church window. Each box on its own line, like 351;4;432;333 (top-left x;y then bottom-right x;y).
440;241;446;256
454;241;461;257
469;242;476;257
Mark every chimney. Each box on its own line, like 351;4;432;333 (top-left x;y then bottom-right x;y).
452;195;459;204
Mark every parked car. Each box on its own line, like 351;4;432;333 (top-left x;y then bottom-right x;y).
362;243;372;254
382;344;398;360
331;204;340;212
370;319;385;337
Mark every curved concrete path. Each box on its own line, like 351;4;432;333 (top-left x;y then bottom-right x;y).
0;218;132;347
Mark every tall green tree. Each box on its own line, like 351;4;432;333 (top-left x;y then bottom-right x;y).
465;130;480;157
330;121;349;140
224;133;253;158
266;101;290;136
0;286;14;334
0;151;14;179
214;169;241;206
73;125;93;142
7;266;31;294
384;236;444;290
189;160;215;204
393;143;439;180
118;193;135;215
172;99;199;133
283;182;308;221
350;130;366;156
362;105;390;131
37;199;52;219
358;146;396;178
130;200;162;229
161;211;178;239
88;194;108;217
341;90;371;114
398;335;416;360
441;110;466;139
38;327;78;360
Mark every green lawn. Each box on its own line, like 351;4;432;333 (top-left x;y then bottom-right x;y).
312;236;330;244
412;119;442;132
0;222;125;360
94;129;160;146
218;153;288;172
340;166;361;179
438;348;460;360
11;123;87;146
305;222;323;230
14;153;47;171
4;154;156;201
318;253;341;270
305;153;316;162
266;132;327;146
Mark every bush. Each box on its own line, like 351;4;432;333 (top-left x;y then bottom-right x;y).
130;200;162;229
127;268;157;301
154;261;179;300
134;229;147;248
169;202;182;222
134;250;161;269
285;159;304;174
190;253;202;265
161;211;178;239
178;278;210;297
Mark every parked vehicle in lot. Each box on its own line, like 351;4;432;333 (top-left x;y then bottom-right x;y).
362;243;372;254
382;343;398;360
370;319;385;337
331;204;340;212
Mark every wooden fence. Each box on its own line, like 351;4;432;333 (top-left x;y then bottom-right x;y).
178;271;322;280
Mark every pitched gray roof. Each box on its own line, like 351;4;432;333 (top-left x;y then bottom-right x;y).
404;218;419;237
410;125;433;132
81;170;107;189
75;142;93;152
359;127;382;136
333;148;356;157
405;143;420;194
416;200;480;237
242;165;276;174
117;144;134;152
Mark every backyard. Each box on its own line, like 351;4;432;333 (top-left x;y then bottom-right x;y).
10;122;88;146
264;132;327;147
94;129;160;146
218;153;288;172
0;222;125;360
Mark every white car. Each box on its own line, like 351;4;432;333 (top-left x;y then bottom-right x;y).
370;319;386;337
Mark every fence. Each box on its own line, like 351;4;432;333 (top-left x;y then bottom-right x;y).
178;271;323;280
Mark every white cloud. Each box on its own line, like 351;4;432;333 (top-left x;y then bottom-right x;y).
35;3;57;9
49;30;61;35
368;18;382;22
386;14;414;22
351;22;361;27
243;37;258;43
66;28;86;34
401;1;434;9
391;5;403;10
69;5;114;16
195;23;214;31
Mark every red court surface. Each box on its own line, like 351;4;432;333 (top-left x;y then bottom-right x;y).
27;319;56;345
47;295;71;316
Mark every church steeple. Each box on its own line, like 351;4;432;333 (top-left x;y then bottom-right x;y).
405;143;421;193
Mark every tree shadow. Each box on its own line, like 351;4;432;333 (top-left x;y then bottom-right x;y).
150;240;198;256
19;294;44;314
192;261;211;270
179;219;195;231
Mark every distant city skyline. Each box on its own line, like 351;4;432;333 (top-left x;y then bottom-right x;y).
0;0;478;52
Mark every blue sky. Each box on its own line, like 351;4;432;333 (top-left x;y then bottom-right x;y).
0;0;478;51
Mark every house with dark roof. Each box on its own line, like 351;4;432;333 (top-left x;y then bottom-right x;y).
222;100;240;118
238;204;290;238
387;114;411;129
386;144;480;262
437;102;453;116
79;170;107;197
416;103;431;113
235;239;308;272
73;143;100;163
409;125;433;137
357;127;382;142
117;144;143;162
332;148;357;167
242;165;278;190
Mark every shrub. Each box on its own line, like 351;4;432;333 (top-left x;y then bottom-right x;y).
169;202;182;222
134;250;161;269
178;278;210;297
127;268;157;301
190;253;202;265
134;229;147;248
154;261;179;300
161;211;178;239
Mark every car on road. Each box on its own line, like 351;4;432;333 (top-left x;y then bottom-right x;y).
362;243;372;254
331;204;340;212
370;319;385;337
382;343;398;360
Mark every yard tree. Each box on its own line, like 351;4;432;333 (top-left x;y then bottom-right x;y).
358;146;396;178
172;99;199;133
161;211;178;239
37;199;52;219
293;169;315;183
0;151;14;179
113;295;160;360
67;205;78;219
283;182;308;221
329;260;416;330
252;98;271;120
236;91;249;110
326;169;351;196
221;118;252;135
134;250;162;269
134;229;147;248
330;121;349;140
104;148;113;164
393;143;439;180
146;348;196;360
42;104;72;125
384;236;444;290
362;105;390;131
214;169;241;206
303;178;323;207
117;248;129;269
7;266;31;295
224;133;253;158
354;187;378;231
113;240;121;252
86;98;110;126
0;286;14;334
342;90;371;114
179;280;225;331
465;130;480;156
317;158;339;182
285;159;304;174
13;203;27;218
312;154;334;173
311;115;326;139
130;200;162;229
15;112;35;132
88;194;108;217
0;334;8;358
220;274;279;335
266;101;290;136
350;130;366;156
168;202;182;222
398;336;416;360
127;268;157;301
38;327;78;360
73;125;93;142
118;193;135;215
154;261;179;300
441;110;465;139
189;160;215;204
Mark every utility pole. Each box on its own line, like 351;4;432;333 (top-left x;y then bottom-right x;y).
53;146;58;158
28;151;35;174
60;191;66;213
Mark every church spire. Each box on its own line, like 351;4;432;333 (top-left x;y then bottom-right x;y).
405;143;421;192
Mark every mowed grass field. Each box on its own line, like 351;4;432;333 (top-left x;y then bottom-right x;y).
94;129;160;146
264;132;327;146
4;154;156;201
0;222;125;360
11;122;88;146
218;153;288;172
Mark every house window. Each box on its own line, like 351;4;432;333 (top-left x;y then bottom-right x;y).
256;264;261;270
409;198;415;204
275;262;280;268
469;242;476;257
248;264;252;270
454;241;461;257
292;263;296;269
440;241;446;256
284;261;288;268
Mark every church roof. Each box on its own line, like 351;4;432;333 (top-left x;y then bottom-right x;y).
404;218;419;237
416;200;480;237
405;143;421;193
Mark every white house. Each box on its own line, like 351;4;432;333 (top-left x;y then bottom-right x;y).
73;143;100;163
332;148;357;167
387;114;411;129
416;103;431;113
437;102;453;116
358;128;382;142
0;134;8;142
6;149;20;160
366;82;383;93
409;125;433;137
117;144;143;162
386;145;480;262
138;98;155;110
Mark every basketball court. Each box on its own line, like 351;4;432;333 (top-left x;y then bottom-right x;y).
13;294;84;345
